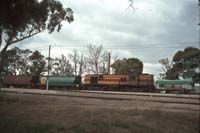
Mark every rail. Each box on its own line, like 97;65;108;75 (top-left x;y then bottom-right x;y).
1;88;199;106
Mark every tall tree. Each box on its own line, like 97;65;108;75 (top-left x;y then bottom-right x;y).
2;47;20;76
111;58;143;75
2;47;41;76
158;58;173;79
68;49;80;75
85;44;107;74
3;47;48;76
0;0;73;75
51;57;61;75
78;51;85;76
51;55;73;75
159;47;200;82
15;48;32;75
29;50;46;75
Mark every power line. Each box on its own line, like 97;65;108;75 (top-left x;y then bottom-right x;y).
31;43;198;49
55;42;198;46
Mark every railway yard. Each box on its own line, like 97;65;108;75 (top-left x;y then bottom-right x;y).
0;87;199;133
0;0;199;132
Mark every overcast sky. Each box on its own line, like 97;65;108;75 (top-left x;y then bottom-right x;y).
15;0;199;78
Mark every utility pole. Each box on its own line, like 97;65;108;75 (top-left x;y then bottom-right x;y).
198;0;200;50
46;45;51;91
199;0;200;26
107;52;111;74
198;0;200;87
103;62;105;74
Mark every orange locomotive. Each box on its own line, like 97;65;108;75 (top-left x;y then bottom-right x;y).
83;73;155;92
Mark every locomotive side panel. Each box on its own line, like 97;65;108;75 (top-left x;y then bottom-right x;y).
125;73;154;92
83;74;155;92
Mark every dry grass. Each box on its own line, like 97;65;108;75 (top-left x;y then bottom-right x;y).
0;93;199;133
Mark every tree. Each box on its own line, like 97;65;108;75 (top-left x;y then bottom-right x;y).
159;47;200;82
85;44;107;74
78;51;85;76
2;47;20;76
2;47;47;76
51;55;73;75
158;58;173;79
111;58;143;75
102;51;111;74
52;57;62;75
127;0;135;10
0;0;73;75
2;47;48;76
14;48;32;75
29;50;46;75
68;49;80;75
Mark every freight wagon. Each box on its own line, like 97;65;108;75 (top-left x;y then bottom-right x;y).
2;75;39;88
155;79;193;93
46;76;81;88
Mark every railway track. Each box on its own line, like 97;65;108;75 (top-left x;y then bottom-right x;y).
1;88;200;106
72;90;200;99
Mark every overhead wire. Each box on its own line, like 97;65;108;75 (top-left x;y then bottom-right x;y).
29;41;199;50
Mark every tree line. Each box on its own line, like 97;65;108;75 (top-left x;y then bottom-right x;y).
1;45;144;77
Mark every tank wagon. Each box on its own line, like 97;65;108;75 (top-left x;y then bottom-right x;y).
155;79;193;93
83;73;155;92
40;76;81;88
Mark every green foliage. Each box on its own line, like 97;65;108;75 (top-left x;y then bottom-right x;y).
2;47;76;76
51;55;73;75
2;47;46;76
2;47;31;75
0;0;73;76
111;58;143;75
2;47;20;75
0;0;73;36
159;58;173;78
160;47;200;82
29;50;46;75
173;47;200;63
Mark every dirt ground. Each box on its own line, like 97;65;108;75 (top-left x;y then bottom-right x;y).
0;92;199;133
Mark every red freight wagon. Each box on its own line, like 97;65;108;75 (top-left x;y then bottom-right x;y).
3;75;39;87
